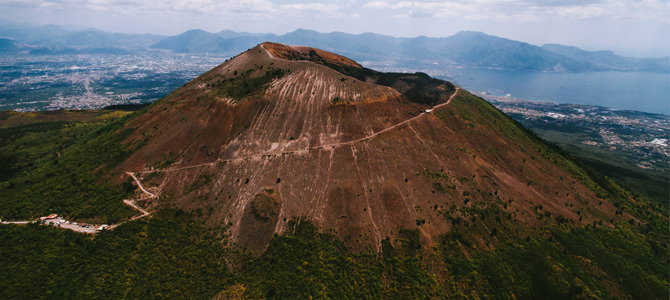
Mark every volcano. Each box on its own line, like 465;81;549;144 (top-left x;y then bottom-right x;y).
116;42;619;251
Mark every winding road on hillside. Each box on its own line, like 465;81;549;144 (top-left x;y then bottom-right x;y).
313;87;461;150
126;171;157;198
135;87;461;175
0;171;157;234
2;52;460;235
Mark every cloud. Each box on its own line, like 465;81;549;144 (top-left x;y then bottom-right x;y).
1;0;668;30
4;0;669;22
517;0;605;7
1;0;277;15
355;0;670;23
362;1;389;8
279;2;340;12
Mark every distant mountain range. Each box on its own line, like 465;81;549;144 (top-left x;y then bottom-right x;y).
0;23;163;49
0;23;161;55
149;29;668;72
1;23;667;73
541;44;669;72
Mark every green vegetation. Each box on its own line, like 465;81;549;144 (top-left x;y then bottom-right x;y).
2;211;666;299
505;112;668;208
243;220;386;299
187;173;213;194
440;224;668;299
207;67;287;101
0;111;141;223
436;91;630;206
0;209;233;299
375;72;456;106
0;216;443;300
577;153;668;206
331;96;352;105
535;129;669;207
0;110;135;128
439;198;669;299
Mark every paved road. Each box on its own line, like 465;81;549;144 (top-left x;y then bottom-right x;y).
2;216;101;234
0;220;32;225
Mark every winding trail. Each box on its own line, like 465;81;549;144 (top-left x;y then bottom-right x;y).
104;172;157;229
123;199;150;217
133;44;461;175
135;87;460;175
126;171;156;198
1;172;156;234
3;49;461;235
261;43;276;59
311;87;460;150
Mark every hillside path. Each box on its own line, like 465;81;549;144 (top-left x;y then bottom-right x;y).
126;171;156;198
1;72;460;235
312;87;460;149
1;172;156;234
133;87;460;175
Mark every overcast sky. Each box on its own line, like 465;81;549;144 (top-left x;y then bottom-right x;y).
1;0;668;57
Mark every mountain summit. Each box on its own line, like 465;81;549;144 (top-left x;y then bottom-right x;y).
117;43;620;251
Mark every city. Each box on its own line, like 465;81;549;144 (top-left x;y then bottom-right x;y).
0;52;226;111
487;92;669;172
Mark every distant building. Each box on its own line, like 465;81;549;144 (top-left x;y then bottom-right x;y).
39;214;58;221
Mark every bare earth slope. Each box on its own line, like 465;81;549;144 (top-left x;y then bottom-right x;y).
116;43;619;251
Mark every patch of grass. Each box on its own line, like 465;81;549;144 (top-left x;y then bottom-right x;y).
331;96;353;104
557;143;668;207
420;168;449;180
187;173;212;194
208;67;287;101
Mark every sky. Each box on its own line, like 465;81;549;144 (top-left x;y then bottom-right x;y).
1;0;669;57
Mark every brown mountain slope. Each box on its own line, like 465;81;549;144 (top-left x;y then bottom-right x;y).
116;43;620;251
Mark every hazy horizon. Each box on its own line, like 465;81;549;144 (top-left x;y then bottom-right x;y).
1;0;668;58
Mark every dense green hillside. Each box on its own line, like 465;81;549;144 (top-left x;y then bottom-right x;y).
0;110;142;223
2;208;667;299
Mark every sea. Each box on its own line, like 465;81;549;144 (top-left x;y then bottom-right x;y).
438;69;670;115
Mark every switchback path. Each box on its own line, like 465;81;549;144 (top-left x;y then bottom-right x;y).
126;171;157;198
1;173;156;234
124;199;150;217
2;77;460;234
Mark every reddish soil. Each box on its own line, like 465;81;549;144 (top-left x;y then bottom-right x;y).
114;43;620;251
262;42;362;69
